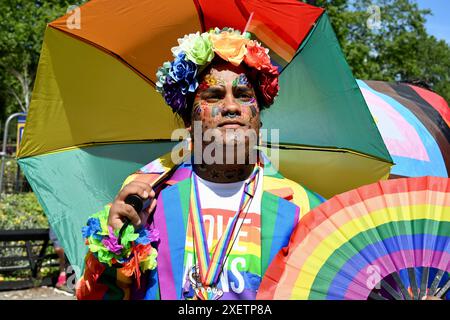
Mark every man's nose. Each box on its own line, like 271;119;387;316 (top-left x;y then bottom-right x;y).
222;94;241;117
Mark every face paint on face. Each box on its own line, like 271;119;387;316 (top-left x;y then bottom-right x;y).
192;101;202;116
211;170;220;179
200;74;227;90
240;97;257;106
191;65;261;144
211;106;220;118
232;73;251;88
232;74;256;111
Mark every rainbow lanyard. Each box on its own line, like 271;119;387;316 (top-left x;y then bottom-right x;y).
189;165;260;287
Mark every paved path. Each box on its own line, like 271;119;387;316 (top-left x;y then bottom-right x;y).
0;286;76;300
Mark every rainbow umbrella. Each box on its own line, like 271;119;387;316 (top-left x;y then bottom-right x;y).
17;0;392;274
357;80;449;178
257;176;450;300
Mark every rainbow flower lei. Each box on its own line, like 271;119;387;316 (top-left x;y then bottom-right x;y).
156;28;280;116
82;205;159;284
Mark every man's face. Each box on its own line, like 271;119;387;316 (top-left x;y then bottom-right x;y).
189;63;260;163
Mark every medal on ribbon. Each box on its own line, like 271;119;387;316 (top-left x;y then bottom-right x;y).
188;166;260;300
189;265;224;300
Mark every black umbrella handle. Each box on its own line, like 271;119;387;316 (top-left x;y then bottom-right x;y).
118;194;151;245
115;161;183;246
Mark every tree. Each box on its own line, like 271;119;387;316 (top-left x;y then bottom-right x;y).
0;0;85;130
311;0;450;102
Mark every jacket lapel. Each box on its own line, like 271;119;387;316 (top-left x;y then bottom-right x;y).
260;191;300;276
260;167;300;277
154;178;190;300
155;161;300;299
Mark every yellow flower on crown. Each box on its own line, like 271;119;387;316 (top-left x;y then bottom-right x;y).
209;30;249;66
203;74;217;86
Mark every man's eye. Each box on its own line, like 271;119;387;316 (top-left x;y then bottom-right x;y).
205;96;220;102
238;94;252;100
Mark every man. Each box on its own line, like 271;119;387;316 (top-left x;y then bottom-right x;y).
76;29;324;300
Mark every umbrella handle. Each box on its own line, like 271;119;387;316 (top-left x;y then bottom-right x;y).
116;160;183;246
118;195;151;245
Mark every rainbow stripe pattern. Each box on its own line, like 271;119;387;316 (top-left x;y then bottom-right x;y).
258;176;450;300
357;80;449;178
190;166;259;288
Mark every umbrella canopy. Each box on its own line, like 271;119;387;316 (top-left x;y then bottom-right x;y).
257;176;450;300
357;80;449;178
17;0;392;272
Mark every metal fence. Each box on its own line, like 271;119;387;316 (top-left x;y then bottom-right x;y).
0;113;29;196
0;229;60;291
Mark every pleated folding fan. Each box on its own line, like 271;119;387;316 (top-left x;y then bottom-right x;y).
257;176;450;300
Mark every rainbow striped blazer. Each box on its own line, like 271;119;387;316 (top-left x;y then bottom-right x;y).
76;160;324;300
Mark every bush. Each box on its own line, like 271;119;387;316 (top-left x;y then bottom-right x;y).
0;193;58;281
0;192;48;230
1;157;32;194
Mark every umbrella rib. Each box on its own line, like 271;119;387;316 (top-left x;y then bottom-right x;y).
259;143;394;164
17;139;178;159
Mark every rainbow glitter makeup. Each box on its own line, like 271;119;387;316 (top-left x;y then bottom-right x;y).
232;73;251;88
240;97;257;105
211;106;220;117
192;101;202;115
201;74;226;89
238;98;257;114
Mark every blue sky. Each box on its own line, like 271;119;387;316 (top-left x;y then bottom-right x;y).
416;0;450;44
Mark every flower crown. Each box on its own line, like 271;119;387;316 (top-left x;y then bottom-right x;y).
156;28;280;117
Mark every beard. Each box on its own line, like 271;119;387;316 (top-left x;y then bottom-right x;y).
193;127;259;165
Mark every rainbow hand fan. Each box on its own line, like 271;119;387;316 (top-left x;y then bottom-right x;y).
257;176;450;300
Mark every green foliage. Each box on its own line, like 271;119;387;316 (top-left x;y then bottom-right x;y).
1;157;31;194
313;0;450;101
0;0;86;131
1;158;18;194
0;192;54;280
0;192;48;229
